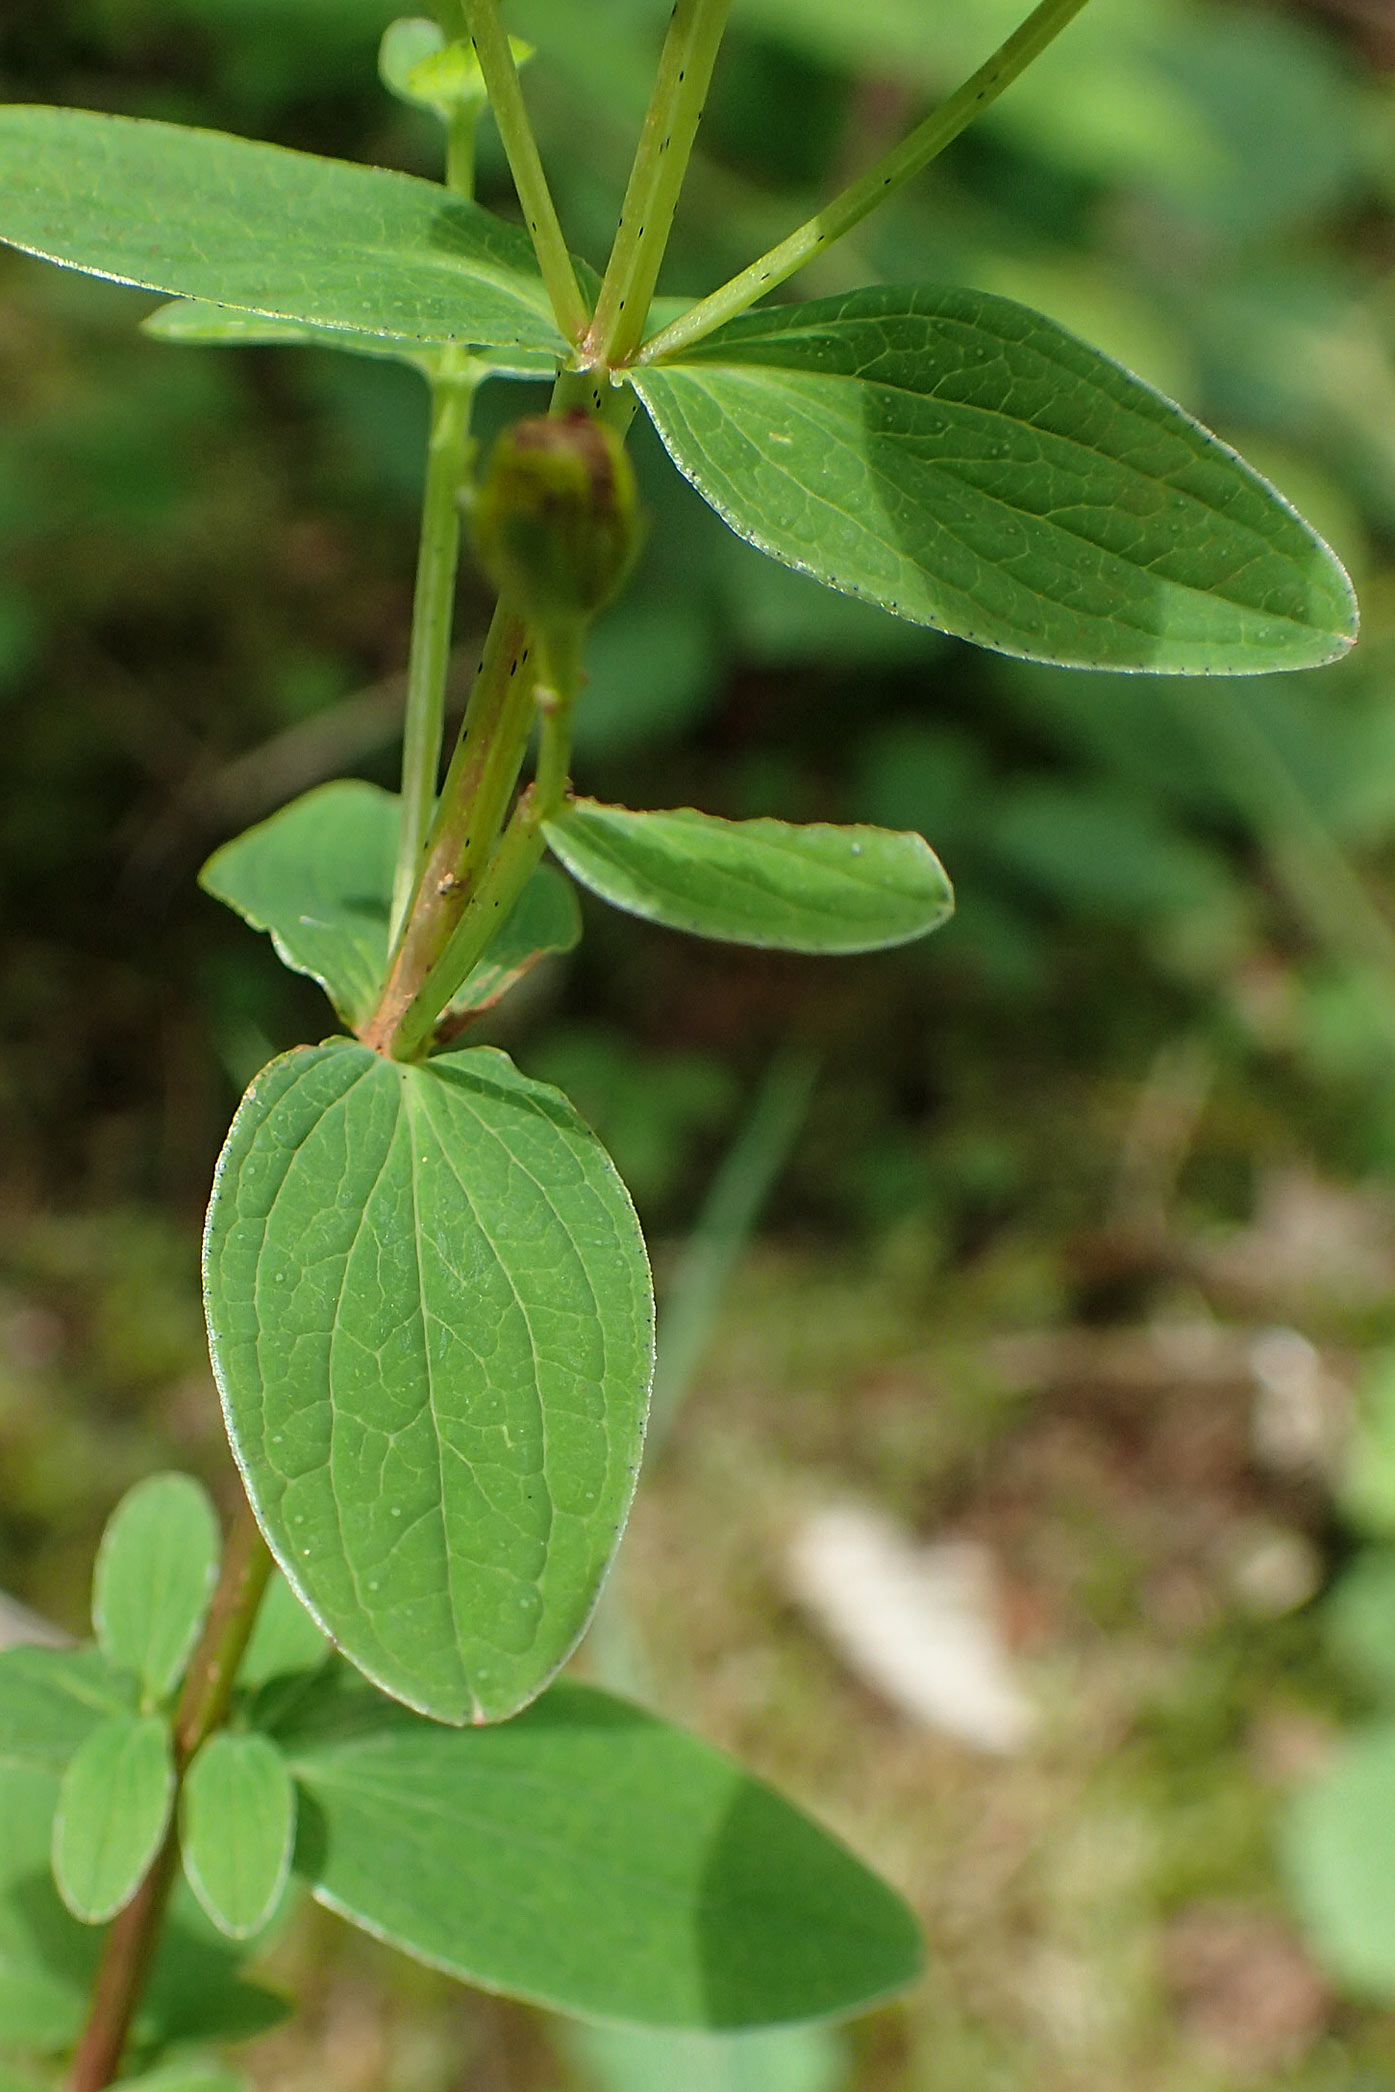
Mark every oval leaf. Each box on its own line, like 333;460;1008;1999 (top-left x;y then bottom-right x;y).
203;1040;653;1724
0;1647;138;1774
0;1757;284;2053
0;107;567;354
182;1733;296;1941
201;783;398;1028
545;801;952;952
200;782;579;1028
633;286;1357;674
93;1474;220;1703
52;1713;173;1924
278;1668;921;2028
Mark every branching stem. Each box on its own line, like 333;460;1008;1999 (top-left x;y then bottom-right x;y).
366;607;536;1055
637;0;1095;365
458;0;589;343
388;619;584;1061
390;354;480;945
586;0;734;367
68;1497;275;2092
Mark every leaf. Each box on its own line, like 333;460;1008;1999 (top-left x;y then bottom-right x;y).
200;782;580;1027
93;1473;220;1703
276;1669;921;2027
51;1713;174;1925
0;1761;285;2054
0;107;569;354
633;286;1357;674
1284;1723;1395;1996
182;1733;296;1941
0;1646;137;1773
379;17;534;123
203;1039;653;1725
141;299;561;379
545;802;952;953
236;1572;330;1693
201;782;397;1028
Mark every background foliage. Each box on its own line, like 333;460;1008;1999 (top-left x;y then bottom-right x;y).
4;0;1395;2086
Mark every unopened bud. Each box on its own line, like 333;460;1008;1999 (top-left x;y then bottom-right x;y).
472;410;641;628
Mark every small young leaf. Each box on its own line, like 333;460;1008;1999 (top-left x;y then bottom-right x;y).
1284;1722;1395;1996
0;107;568;354
379;18;534;123
633;286;1358;674
203;1040;653;1725
546;802;953;952
277;1669;921;2028
236;1572;330;1693
0;1646;137;1773
52;1713;174;1924
182;1733;296;1941
200;782;579;1027
141;301;561;380
93;1474;220;1703
0;1760;285;2054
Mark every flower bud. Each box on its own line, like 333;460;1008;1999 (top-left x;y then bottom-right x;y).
471;410;641;629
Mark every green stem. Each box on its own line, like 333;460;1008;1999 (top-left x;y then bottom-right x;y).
393;787;548;1061
447;103;478;195
637;0;1095;366
389;618;585;1061
458;0;590;344
585;0;734;368
68;1497;274;2092
365;607;536;1055
390;356;479;945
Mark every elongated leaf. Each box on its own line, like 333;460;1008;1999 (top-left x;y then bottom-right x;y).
633;287;1357;674
200;782;580;1027
275;1668;920;2028
0;1762;285;2053
546;802;952;952
0;107;568;354
52;1713;173;1924
93;1473;220;1702
182;1733;296;1940
236;1572;330;1693
0;1646;136;1772
1284;1723;1395;1995
203;1040;653;1724
142;299;561;378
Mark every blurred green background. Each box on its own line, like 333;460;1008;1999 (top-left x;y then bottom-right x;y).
6;1;1395;2086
